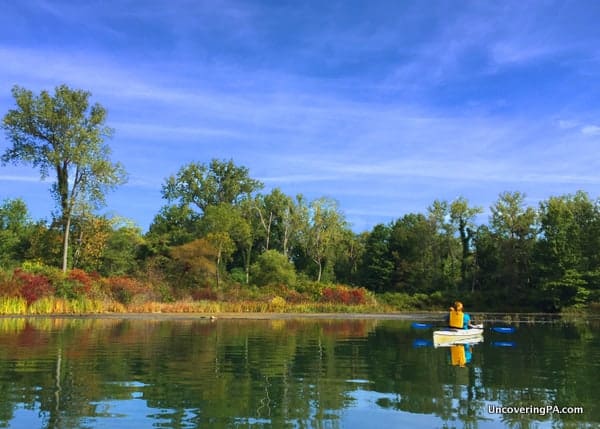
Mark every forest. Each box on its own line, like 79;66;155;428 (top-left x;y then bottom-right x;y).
1;85;599;314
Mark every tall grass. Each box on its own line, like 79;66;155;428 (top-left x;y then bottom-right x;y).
0;297;27;315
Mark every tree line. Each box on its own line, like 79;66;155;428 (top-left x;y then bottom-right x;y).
1;85;599;312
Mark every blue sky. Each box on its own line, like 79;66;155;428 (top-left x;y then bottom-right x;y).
1;0;600;232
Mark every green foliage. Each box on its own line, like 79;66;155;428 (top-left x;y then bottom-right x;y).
146;204;200;250
360;224;393;292
1;84;127;272
251;250;297;287
389;213;436;293
169;238;218;288
0;198;33;268
162;159;263;212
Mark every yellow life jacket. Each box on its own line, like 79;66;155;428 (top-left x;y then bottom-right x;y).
450;345;466;367
449;310;464;329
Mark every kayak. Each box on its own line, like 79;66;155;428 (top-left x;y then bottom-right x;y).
433;324;484;347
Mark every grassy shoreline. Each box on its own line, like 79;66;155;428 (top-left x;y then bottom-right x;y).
0;308;597;322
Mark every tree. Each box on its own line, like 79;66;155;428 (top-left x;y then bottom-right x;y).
162;159;263;213
534;191;600;309
1;85;126;272
303;197;346;282
100;220;144;276
201;203;251;288
170;238;218;288
488;191;537;296
0;198;33;267
251;250;297;287
427;199;460;290
449;197;483;290
360;224;393;292
389;213;436;293
146;204;201;251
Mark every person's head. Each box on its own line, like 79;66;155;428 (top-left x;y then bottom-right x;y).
454;301;463;311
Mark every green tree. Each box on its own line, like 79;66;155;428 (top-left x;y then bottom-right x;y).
162;159;263;213
251;250;297;287
333;229;366;285
1;85;126;272
535;191;600;309
450;196;483;290
0;198;33;267
169;238;218;288
488;191;537;298
146;204;200;251
201;203;251;288
427;199;460;290
303;197;346;282
100;220;144;276
359;224;394;292
389;213;436;293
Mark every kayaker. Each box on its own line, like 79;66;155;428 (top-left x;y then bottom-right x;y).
447;301;476;329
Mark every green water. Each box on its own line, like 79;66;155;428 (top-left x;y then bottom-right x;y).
0;317;597;429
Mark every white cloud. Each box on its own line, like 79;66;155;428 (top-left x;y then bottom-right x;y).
581;125;600;136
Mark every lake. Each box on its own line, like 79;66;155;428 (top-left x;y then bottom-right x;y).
0;315;597;428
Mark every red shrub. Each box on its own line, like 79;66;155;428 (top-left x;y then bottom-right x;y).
106;276;149;304
13;269;55;304
321;285;367;305
67;269;95;295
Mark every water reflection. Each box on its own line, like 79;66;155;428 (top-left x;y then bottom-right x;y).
0;317;597;428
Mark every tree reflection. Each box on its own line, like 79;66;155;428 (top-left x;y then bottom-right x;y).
0;318;597;428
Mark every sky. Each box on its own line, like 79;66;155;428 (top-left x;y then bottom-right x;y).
1;0;600;233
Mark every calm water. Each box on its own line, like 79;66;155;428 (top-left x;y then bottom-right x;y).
0;316;598;429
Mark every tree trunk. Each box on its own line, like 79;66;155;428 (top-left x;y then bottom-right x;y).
216;246;222;288
316;258;322;282
62;213;71;272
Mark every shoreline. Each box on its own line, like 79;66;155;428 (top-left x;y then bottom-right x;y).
1;311;596;322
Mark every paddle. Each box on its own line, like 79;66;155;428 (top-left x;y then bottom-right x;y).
412;339;433;348
492;341;516;347
411;322;433;329
491;326;516;334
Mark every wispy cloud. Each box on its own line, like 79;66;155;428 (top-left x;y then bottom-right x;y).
2;1;600;231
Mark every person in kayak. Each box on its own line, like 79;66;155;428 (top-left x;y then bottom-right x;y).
447;301;476;329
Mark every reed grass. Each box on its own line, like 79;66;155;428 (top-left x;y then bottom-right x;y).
0;296;27;315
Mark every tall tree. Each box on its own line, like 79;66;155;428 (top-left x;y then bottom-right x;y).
0;198;33;267
1;85;126;272
427;199;460;290
303;197;346;282
360;224;393;292
488;191;537;296
535;191;600;309
201;203;251;288
450;197;483;290
389;213;436;293
162;159;263;213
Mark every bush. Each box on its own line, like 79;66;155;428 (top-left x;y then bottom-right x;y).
321;285;369;305
251;250;296;287
105;276;149;305
13;269;54;304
